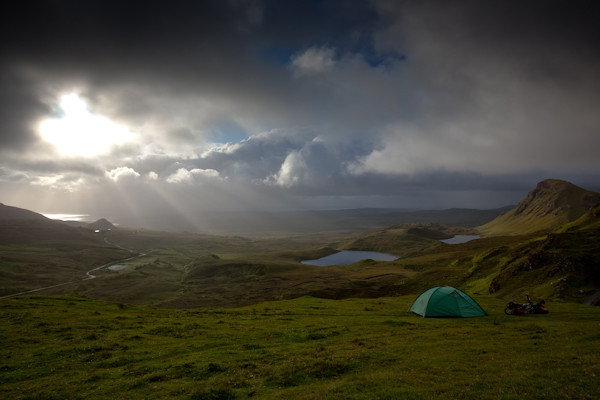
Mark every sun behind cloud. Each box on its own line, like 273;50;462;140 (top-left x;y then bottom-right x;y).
39;93;133;157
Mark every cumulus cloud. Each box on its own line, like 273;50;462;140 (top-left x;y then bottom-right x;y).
195;128;318;183
166;168;220;184
264;136;356;190
269;151;306;188
30;174;85;192
105;167;140;181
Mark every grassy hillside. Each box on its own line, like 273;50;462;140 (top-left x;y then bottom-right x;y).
479;179;600;236
558;203;600;233
361;201;600;303
0;203;49;221
1;295;599;400
339;222;476;254
487;203;600;302
318;203;600;304
0;219;132;297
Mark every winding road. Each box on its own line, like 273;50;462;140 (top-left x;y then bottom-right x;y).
0;238;145;299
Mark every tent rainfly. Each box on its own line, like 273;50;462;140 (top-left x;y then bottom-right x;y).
409;286;486;317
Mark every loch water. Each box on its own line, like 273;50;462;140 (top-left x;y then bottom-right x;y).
439;235;480;244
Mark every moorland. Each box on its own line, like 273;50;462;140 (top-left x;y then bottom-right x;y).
1;178;599;399
2;294;599;399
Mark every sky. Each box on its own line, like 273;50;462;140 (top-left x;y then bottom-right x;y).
1;0;599;224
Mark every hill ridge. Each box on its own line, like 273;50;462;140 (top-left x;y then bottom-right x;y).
0;203;49;221
479;179;600;236
87;218;117;231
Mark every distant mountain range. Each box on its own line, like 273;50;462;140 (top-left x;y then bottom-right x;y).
112;206;514;236
0;202;510;236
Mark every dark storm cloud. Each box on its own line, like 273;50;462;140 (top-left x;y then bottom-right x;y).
355;0;600;176
0;72;49;150
1;1;377;99
1;0;599;214
0;0;386;133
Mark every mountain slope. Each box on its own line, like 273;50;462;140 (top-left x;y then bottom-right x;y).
0;204;134;297
558;203;600;233
0;203;49;221
479;179;600;236
0;203;98;244
486;202;600;302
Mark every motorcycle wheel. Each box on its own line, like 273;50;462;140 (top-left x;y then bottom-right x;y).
504;307;514;315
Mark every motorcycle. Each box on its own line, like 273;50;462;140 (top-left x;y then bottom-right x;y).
504;295;549;315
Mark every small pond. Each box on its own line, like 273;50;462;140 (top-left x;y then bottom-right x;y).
108;264;129;271
302;250;398;267
440;235;480;244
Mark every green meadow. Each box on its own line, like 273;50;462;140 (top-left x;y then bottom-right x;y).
2;295;599;399
1;184;599;399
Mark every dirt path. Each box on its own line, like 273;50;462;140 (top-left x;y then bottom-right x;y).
0;238;144;299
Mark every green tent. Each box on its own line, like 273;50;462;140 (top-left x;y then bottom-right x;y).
410;286;486;317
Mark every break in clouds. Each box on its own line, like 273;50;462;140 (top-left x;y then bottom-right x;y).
1;0;599;217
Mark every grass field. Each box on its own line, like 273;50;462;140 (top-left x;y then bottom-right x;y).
1;295;599;399
0;242;132;297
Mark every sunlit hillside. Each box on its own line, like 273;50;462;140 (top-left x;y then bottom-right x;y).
479;179;600;236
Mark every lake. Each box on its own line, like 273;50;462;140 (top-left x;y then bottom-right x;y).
440;235;480;244
302;250;398;267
